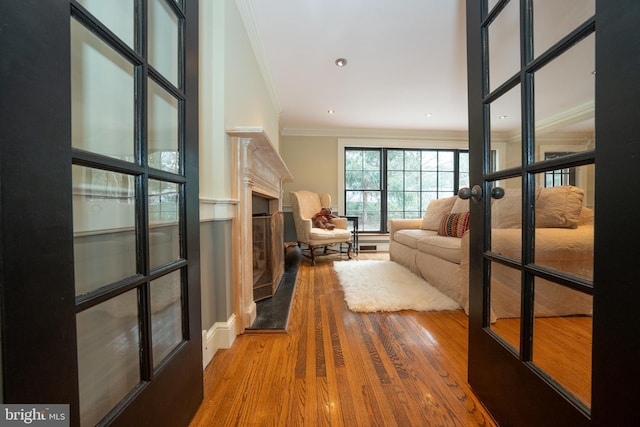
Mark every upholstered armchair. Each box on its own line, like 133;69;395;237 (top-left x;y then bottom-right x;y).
290;190;352;265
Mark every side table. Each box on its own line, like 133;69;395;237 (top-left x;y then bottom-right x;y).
341;215;359;254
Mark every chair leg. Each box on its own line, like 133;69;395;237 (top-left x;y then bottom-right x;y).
310;246;316;266
347;242;352;259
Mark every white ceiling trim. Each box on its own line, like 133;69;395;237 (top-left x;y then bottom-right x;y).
234;0;282;114
281;127;469;142
536;101;595;135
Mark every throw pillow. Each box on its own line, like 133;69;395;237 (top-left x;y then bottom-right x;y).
421;196;458;231
536;185;584;228
438;211;470;238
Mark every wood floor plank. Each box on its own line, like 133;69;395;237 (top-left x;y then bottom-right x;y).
191;253;500;426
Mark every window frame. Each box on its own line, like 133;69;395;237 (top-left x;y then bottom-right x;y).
338;138;470;233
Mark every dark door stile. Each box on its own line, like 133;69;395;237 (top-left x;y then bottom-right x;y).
465;1;640;426
0;1;203;425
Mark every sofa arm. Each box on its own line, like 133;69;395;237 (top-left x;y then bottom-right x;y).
388;219;423;240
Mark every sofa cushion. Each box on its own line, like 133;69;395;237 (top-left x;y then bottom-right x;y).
438;211;470;238
451;197;469;213
416;235;463;264
394;229;437;249
491;188;524;229
536;185;584;228
421;196;457;230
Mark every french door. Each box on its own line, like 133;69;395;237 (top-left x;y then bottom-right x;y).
466;0;640;425
1;1;201;425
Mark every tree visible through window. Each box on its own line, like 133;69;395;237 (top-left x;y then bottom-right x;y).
345;147;469;232
345;149;382;231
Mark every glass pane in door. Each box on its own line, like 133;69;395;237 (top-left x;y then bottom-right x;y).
490;85;522;171
151;270;184;369
490;177;522;261
76;289;140;426
488;0;520;92
487;0;500;15
533;166;595;280
488;261;521;353
76;0;134;48
149;180;180;269
71;18;135;161
148;0;179;87
533;0;595;58
534;34;595;162
533;279;593;408
72;165;137;295
148;78;180;173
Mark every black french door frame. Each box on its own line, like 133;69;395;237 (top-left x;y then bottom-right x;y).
0;0;202;425
466;0;640;425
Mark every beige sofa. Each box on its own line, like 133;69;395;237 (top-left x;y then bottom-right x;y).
389;185;593;321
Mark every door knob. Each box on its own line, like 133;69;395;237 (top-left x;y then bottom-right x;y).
491;187;505;199
459;185;505;202
458;185;483;202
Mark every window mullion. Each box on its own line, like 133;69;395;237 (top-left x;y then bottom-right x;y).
381;148;388;233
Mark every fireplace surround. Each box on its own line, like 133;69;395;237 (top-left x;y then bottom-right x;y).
228;128;292;332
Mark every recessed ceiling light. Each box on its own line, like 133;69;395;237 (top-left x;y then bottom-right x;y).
328;109;335;114
499;115;508;119
335;58;347;67
425;113;432;117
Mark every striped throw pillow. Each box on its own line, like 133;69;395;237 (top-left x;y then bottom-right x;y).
437;211;470;238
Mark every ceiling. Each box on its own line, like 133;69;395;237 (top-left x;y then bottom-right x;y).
245;0;469;133
243;0;595;136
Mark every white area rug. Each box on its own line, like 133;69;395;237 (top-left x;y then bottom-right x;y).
333;260;460;313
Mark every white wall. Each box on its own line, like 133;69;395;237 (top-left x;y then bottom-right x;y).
199;0;281;200
224;2;280;149
199;0;229;200
198;0;282;362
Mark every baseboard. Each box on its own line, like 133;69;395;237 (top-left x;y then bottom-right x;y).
202;314;237;369
357;234;389;252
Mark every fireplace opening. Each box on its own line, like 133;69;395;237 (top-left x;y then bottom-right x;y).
252;194;284;302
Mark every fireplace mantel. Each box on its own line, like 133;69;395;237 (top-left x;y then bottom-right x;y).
228;127;293;332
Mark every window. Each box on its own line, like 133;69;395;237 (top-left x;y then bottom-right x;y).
544;152;576;186
344;147;469;233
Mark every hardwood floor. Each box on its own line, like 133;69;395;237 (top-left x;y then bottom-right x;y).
190;252;496;426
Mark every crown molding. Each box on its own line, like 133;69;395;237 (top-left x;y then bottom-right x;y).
535;100;595;135
498;100;595;144
280;127;470;141
235;0;282;114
